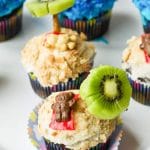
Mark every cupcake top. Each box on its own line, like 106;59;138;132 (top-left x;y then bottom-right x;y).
122;34;150;85
38;90;119;150
60;0;116;20
21;28;95;87
0;0;25;17
133;0;150;21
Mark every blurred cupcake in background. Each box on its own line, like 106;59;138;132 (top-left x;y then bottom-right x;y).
0;0;25;41
59;0;116;40
132;0;150;33
122;34;150;105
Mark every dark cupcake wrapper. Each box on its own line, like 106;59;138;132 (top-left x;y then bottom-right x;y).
44;124;123;150
0;7;23;41
128;76;150;105
28;103;123;150
143;21;150;33
140;14;150;33
29;72;89;99
59;11;112;40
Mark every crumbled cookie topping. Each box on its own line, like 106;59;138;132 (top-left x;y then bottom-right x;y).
21;28;95;86
122;36;146;64
38;90;118;150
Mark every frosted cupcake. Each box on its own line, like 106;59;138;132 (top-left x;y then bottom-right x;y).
36;65;131;150
132;0;150;33
23;0;95;98
59;0;116;40
0;0;25;41
21;28;95;98
122;34;150;105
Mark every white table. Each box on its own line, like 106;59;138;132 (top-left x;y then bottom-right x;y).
0;0;150;150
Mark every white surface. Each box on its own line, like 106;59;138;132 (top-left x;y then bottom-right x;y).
0;0;150;150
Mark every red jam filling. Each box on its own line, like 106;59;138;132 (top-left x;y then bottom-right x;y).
140;34;150;63
49;94;79;130
49;111;74;130
144;50;150;63
42;32;64;46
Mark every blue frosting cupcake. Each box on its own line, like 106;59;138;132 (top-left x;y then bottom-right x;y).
133;0;150;33
59;0;116;40
0;0;25;41
0;0;25;17
60;0;116;21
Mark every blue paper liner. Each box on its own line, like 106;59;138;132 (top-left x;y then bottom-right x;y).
0;7;22;41
29;72;89;99
59;11;112;41
28;104;123;150
128;76;150;105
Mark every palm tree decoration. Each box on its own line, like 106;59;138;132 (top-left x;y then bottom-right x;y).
26;0;75;33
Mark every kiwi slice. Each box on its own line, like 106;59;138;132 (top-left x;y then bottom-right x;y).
26;0;49;17
80;65;132;120
26;0;75;17
48;0;75;15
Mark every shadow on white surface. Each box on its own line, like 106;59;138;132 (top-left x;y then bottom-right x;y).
0;145;6;150
0;76;9;90
109;12;141;43
119;126;139;150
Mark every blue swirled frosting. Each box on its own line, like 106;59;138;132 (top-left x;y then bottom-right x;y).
59;0;116;20
0;0;25;17
133;0;150;21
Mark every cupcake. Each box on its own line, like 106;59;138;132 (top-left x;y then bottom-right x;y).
21;28;95;98
58;0;116;40
0;0;25;41
132;0;150;33
34;65;132;150
122;34;150;105
23;0;95;98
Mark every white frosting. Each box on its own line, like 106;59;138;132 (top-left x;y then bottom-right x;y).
122;36;150;86
38;91;118;150
122;63;150;85
21;29;95;87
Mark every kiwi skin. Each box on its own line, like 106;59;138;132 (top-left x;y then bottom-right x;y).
80;65;132;120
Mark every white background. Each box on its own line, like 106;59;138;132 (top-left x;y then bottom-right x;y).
0;0;150;150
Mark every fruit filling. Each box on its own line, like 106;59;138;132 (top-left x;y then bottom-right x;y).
140;34;150;63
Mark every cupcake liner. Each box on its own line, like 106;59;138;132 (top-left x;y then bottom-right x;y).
28;72;89;99
59;11;112;40
143;21;150;33
28;103;123;150
141;15;150;33
0;7;23;41
44;124;123;150
129;76;150;105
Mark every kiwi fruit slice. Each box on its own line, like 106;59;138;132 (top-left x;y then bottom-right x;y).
48;0;75;15
26;0;49;17
26;0;75;17
80;65;132;120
